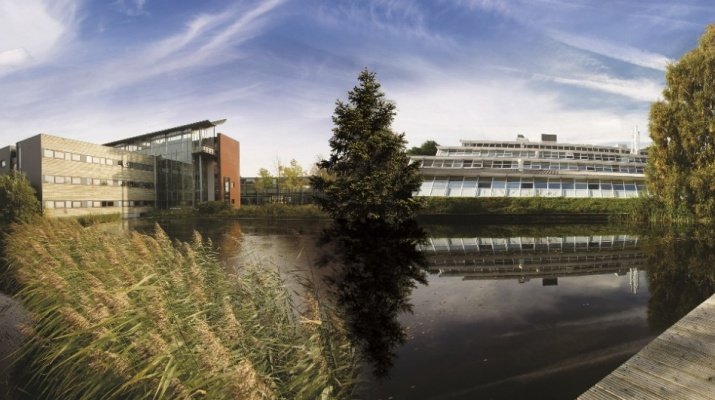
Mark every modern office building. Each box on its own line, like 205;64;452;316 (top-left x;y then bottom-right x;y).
411;134;647;198
105;119;240;209
1;119;240;217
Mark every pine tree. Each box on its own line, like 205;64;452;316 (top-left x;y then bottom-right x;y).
649;25;715;218
311;69;423;227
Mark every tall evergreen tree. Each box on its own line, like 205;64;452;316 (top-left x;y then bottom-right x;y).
649;25;715;218
311;69;423;227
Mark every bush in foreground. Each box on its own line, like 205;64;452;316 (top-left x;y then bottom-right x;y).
5;218;358;399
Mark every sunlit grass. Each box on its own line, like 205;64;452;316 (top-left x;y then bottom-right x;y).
4;217;359;399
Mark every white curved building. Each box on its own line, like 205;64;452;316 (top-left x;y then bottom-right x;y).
411;134;647;198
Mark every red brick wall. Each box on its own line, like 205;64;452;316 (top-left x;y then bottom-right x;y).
218;133;240;208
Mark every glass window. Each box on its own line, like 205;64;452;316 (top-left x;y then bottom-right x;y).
55;176;65;184
72;201;82;208
601;183;613;190
562;181;575;190
521;182;533;189
588;182;600;190
54;151;65;159
45;201;54;209
85;156;93;163
625;182;637;191
93;201;102;207
575;182;587;190
55;201;65;208
71;153;81;161
44;175;54;183
106;159;113;166
64;153;72;161
43;149;54;158
614;182;625;191
548;181;562;189
477;179;492;188
0;160;5;168
507;179;520;189
492;179;506;189
534;179;548;189
71;177;81;185
463;178;477;188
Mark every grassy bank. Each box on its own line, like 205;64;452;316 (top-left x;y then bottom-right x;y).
145;203;328;220
4;218;358;399
420;197;650;217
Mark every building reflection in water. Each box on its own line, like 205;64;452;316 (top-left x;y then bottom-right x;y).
419;235;644;294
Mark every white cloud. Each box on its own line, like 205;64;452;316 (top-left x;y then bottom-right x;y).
391;74;650;149
539;73;663;102
549;30;672;71
0;0;77;75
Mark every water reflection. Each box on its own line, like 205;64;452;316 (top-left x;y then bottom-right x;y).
319;219;427;378
644;233;715;332
421;235;645;292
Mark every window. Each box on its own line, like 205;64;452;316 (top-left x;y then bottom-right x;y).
44;175;54;183
601;183;613;191
575;182;587;190
106;159;113;166
562;181;575;190
521;182;534;189
43;149;54;158
492;179;506;189
534;179;548;189
477;179;492;188
45;201;54;209
55;176;66;184
71;177;81;185
72;201;82;208
54;151;65;159
507;179;520;189
55;201;65;208
1;160;6;168
588;182;600;190
72;153;81;161
548;181;562;189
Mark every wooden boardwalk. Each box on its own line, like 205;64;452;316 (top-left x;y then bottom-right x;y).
580;294;715;400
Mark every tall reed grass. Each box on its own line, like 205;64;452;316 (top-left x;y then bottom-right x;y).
5;217;358;399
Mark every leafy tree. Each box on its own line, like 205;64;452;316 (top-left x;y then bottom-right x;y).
648;25;715;219
0;171;41;226
311;69;423;226
279;159;305;192
406;140;439;156
254;168;273;193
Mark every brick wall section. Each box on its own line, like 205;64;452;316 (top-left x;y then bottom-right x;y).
217;133;240;208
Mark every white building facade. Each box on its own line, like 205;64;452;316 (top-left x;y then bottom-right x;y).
411;134;647;198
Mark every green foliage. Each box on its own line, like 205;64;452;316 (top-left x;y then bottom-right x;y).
420;196;651;216
196;201;233;215
278;159;306;192
311;69;423;226
254;168;274;192
75;213;121;227
236;204;326;219
0;171;41;226
406;140;439;156
5;218;359;399
648;25;715;220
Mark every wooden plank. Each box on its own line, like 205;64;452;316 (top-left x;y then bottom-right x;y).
580;294;715;400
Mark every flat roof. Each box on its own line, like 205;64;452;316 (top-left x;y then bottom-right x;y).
104;119;226;147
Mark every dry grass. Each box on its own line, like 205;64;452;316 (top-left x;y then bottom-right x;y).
4;217;359;399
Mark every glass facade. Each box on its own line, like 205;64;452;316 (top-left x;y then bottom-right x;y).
411;135;647;198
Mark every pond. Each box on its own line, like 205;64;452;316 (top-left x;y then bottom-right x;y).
128;218;715;400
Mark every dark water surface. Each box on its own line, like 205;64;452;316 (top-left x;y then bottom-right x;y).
128;218;715;400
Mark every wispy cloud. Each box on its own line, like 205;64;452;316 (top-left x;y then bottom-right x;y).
548;31;671;71
537;73;663;102
113;0;149;17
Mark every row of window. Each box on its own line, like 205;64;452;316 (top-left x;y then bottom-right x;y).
42;148;153;171
45;200;155;209
43;175;154;189
460;142;637;154
421;159;644;173
436;149;646;163
418;176;645;194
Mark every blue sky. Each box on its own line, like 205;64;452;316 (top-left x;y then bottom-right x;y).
0;0;712;175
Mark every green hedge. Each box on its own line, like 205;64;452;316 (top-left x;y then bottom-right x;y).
419;196;650;216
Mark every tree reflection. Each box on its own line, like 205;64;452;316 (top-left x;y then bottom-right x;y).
321;218;427;378
645;229;715;332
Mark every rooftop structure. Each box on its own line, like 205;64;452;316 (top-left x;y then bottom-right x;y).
411;134;647;198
